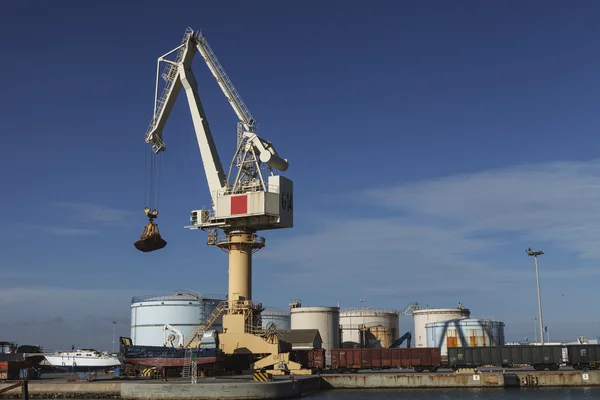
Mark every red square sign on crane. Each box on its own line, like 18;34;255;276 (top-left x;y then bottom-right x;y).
231;195;248;215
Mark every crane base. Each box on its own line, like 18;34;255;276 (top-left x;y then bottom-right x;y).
134;234;167;252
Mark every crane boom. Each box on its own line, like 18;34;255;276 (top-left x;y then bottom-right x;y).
145;30;227;206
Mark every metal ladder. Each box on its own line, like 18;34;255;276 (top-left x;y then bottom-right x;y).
184;301;228;347
195;32;255;129
182;348;193;379
191;352;198;384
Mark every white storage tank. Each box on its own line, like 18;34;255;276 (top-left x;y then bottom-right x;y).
340;308;399;349
130;290;225;346
261;307;291;331
426;318;505;356
413;305;471;348
290;304;340;364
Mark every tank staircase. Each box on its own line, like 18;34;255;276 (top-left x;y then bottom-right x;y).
184;301;229;347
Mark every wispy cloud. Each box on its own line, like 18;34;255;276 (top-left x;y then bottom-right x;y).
9;203;134;236
363;159;600;261
38;226;98;235
52;202;133;225
256;158;600;339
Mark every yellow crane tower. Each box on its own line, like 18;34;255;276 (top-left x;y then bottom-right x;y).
135;28;300;374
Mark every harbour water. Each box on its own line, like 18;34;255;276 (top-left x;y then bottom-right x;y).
303;387;600;399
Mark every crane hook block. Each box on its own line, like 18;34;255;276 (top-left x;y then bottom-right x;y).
134;208;167;252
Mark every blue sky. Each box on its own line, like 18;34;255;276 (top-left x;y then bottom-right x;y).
2;1;600;351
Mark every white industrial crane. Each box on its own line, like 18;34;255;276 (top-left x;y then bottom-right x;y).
143;27;292;231
137;28;300;374
163;324;184;348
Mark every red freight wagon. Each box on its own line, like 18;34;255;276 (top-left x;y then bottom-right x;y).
289;349;325;372
330;347;441;372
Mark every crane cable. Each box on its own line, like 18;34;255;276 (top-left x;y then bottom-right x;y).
144;146;162;212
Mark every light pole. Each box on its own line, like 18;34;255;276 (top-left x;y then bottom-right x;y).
533;318;537;343
526;247;545;345
359;299;365;348
112;321;118;353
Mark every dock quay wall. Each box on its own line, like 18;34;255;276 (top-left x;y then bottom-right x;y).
0;377;321;400
121;377;321;400
0;382;120;398
0;371;599;399
320;370;600;389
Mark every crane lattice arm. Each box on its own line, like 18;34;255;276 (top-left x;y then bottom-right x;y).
195;32;256;132
401;302;420;315
144;29;227;207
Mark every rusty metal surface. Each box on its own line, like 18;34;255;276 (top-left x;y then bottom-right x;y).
330;348;441;370
306;349;325;369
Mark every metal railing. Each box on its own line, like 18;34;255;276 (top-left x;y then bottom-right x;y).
207;229;265;248
131;291;225;304
341;307;400;316
185;301;229;347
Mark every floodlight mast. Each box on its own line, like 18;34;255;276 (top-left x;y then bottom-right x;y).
526;247;545;345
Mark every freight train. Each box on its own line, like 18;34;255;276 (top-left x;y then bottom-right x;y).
300;344;600;373
120;331;600;375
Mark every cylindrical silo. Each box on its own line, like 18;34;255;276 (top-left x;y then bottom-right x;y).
290;306;340;365
130;290;225;346
340;308;399;349
426;318;505;356
261;307;291;331
413;306;471;348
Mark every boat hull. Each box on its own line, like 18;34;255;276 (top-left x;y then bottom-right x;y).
121;345;219;369
44;354;122;372
124;356;218;368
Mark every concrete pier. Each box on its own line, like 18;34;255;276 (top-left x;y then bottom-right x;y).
0;381;120;398
121;377;321;400
1;370;599;399
0;376;321;400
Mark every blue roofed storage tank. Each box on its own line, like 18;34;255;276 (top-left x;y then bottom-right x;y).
426;318;505;356
130;290;225;346
412;305;471;348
